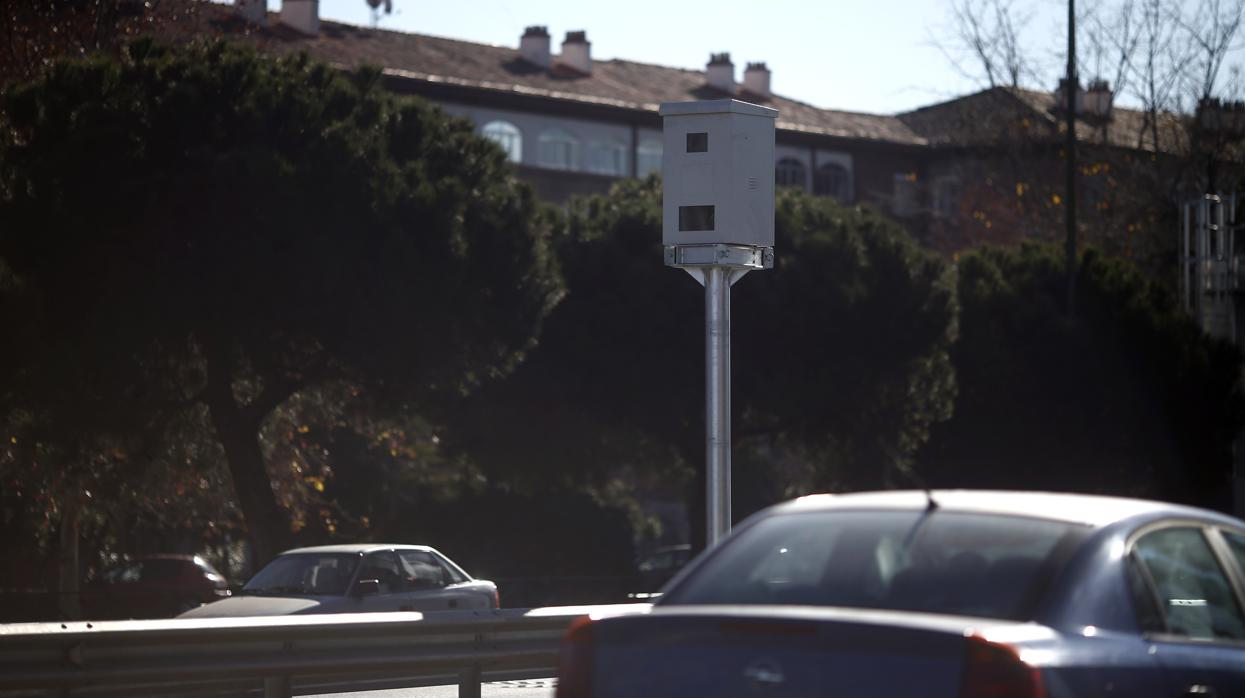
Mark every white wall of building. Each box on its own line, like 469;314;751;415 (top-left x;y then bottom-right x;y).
437;101;853;200
438;102;635;176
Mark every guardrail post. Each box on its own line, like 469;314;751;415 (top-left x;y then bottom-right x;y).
264;675;292;698
458;663;482;698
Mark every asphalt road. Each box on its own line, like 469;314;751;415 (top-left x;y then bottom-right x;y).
313;678;556;698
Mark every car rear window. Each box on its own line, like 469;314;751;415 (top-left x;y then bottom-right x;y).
661;509;1089;620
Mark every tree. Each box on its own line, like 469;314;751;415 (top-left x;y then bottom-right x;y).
446;179;959;550
936;0;1036;90
920;242;1245;510
0;0;222;86
0;40;562;565
927;0;1245;279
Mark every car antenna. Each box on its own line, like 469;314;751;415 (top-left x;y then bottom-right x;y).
923;489;939;512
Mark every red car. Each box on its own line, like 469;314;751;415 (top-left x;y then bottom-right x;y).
85;554;230;619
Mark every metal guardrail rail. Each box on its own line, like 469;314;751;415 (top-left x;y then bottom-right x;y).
0;603;651;698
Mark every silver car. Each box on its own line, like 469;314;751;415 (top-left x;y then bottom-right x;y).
180;544;498;618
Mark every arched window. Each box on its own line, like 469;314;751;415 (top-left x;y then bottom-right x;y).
814;162;851;201
775;157;807;190
481;121;522;163
538;128;580;171
637;140;663;178
587;138;629;176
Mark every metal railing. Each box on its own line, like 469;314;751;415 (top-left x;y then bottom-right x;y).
0;603;650;698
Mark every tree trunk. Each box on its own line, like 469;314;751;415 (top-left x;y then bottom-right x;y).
203;342;291;566
57;496;82;620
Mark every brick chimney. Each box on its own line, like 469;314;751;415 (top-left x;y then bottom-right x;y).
558;31;592;75
520;26;552;68
1054;77;1084;114
1083;78;1114;119
279;0;319;36
706;52;735;93
235;0;266;23
742;61;771;99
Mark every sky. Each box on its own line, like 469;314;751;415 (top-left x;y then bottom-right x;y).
295;0;1078;115
261;0;1237;116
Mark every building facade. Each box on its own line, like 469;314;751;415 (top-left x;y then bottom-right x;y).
209;0;1197;255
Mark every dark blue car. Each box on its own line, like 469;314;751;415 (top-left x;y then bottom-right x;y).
557;490;1245;697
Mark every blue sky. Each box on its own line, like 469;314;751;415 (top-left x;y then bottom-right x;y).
290;0;1217;115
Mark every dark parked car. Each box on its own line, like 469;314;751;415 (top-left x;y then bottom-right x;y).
180;544;498;618
557;490;1245;697
85;554;230;619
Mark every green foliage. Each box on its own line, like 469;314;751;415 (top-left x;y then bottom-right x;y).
0;39;562;562
735;188;959;488
920;242;1245;509
447;179;960;541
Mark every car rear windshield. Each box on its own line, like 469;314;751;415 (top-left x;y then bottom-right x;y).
661;509;1090;621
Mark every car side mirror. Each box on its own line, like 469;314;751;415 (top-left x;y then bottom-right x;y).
353;579;380;598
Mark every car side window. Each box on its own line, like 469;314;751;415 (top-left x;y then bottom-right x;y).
1222;530;1245;578
1133;526;1245;641
357;552;402;595
433;552;469;584
105;562;142;584
1126;553;1165;634
397;551;447;591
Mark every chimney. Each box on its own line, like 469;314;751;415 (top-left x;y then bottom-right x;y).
706;52;735;93
520;26;552;68
235;0;266;23
558;30;592;75
1083;78;1114;119
1054;77;1085;114
279;0;319;36
742;61;771;99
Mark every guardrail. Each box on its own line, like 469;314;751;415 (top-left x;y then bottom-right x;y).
0;603;651;698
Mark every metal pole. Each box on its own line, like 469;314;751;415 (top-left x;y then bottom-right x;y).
705;266;731;546
263;676;292;698
459;664;482;698
1065;0;1078;319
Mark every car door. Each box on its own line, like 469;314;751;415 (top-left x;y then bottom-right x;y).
351;550;406;612
1130;524;1245;697
394;549;458;611
428;550;492;609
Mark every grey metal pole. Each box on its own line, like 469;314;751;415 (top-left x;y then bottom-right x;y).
705;266;731;546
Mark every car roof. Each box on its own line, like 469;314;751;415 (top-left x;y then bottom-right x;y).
776;490;1238;529
278;544;437;555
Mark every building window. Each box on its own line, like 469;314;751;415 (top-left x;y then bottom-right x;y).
587;138;629;176
933;176;961;219
893;173;918;217
776;157;807;190
814;162;851;201
538;128;580;171
637;140;663;178
481;121;522;163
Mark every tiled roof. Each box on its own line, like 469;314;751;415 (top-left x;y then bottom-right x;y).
899;85;1187;154
194;7;1190;155
210;10;927;146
